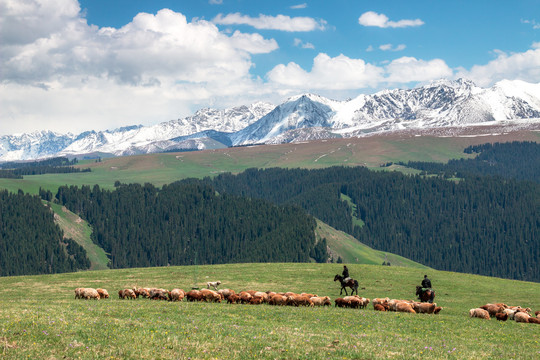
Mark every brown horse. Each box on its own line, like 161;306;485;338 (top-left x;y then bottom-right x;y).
334;274;358;296
416;285;435;303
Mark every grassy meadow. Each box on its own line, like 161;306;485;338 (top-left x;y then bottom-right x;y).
1;263;538;359
2;132;538;195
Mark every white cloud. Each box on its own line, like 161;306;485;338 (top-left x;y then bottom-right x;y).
385;57;453;83
0;1;282;134
456;44;540;87
267;53;384;90
209;0;223;4
521;19;540;29
267;53;453;90
358;11;424;28
290;3;307;9
379;44;406;51
294;38;315;49
213;13;326;31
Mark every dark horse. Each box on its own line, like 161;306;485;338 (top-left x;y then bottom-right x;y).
416;285;435;303
334;274;359;296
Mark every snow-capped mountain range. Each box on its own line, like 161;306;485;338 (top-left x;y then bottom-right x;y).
1;79;540;162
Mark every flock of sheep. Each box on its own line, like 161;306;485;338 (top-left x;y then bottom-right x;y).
74;284;540;326
469;303;540;325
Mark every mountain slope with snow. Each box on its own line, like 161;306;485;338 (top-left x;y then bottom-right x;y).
1;79;539;161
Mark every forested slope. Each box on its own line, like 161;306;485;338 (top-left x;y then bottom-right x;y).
55;182;326;269
0;190;90;276
193;152;538;281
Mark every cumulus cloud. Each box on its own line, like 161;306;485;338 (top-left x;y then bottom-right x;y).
0;0;282;134
456;43;540;87
358;11;424;28
521;19;540;29
213;13;326;31
267;53;453;90
267;53;384;90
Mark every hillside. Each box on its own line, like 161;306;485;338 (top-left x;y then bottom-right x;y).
0;263;538;359
0;131;537;195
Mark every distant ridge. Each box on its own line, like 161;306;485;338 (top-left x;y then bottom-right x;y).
1;79;539;161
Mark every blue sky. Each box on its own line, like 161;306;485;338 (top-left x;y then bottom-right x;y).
1;0;539;135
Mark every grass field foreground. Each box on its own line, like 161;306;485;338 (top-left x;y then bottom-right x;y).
0;263;538;359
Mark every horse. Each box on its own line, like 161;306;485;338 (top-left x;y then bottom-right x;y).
416;285;435;303
334;274;359;296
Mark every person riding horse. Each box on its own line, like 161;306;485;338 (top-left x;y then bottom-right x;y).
418;275;435;303
342;265;351;282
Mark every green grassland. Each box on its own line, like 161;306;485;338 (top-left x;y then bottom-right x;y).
315;220;428;269
2;132;538;195
48;202;109;271
0;263;538;359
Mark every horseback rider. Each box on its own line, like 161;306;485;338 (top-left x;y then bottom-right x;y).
342;265;351;282
420;274;432;300
421;274;432;289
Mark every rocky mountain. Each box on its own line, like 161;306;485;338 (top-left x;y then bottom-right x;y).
1;79;539;161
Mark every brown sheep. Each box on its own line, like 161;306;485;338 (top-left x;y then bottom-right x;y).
168;289;185;302
96;288;109;299
535;310;540;317
311;296;331;307
249;296;264;305
396;302;416;314
74;288;84;299
185;290;202;302
238;292;253;304
434;306;443;314
334;298;350;308
480;304;505;317
82;288;100;300
218;289;235;300
374;304;386;311
514;312;530;323
293;295;314;307
227;294;240;304
413;302;438;314
495;312;508;321
528;317;540;324
359;297;370;309
469;308;490;320
200;289;221;302
149;288;168;300
372;297;390;309
268;294;287;306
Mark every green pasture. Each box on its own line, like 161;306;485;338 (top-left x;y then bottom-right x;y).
0;263;538;359
0;134;518;195
315;220;427;268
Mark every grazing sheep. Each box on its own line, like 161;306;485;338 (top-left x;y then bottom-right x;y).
206;281;221;290
396;302;416;314
200;289;221;303
528;317;540;324
218;289;235;300
503;308;517;320
149;288;168;300
372;298;390;309
250;296;264;305
469;308;490;320
227;294;240;304
334;298;350;308
82;288;100;300
311;296;331;307
480;304;505;317
168;289;185;302
359;297;370;309
96;288;109;299
185;290;202;302
495;312;508;321
374;304;386;312
434;306;443;314
74;288;84;299
238;292;253;304
268;294;287;306
413;302;438;314
514;312;530;323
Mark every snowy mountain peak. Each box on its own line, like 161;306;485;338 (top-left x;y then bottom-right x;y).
1;80;539;161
